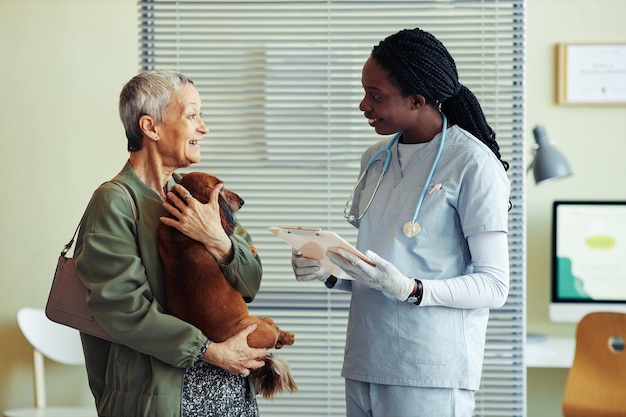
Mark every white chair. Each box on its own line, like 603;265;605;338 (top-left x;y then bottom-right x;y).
3;308;97;417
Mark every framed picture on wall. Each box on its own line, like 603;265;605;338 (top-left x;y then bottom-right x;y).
556;43;626;105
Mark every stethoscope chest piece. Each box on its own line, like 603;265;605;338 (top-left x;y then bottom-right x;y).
403;220;421;237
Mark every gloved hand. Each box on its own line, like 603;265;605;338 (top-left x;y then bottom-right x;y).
291;250;331;282
327;248;414;301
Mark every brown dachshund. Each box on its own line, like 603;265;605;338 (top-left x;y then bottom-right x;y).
157;172;296;398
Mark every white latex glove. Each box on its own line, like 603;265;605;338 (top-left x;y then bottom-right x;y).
327;248;414;301
291;250;331;282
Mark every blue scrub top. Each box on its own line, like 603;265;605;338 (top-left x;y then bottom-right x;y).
343;125;510;390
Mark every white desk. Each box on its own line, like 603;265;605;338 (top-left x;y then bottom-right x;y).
525;336;575;368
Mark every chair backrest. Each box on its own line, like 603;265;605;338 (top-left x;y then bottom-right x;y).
562;311;626;417
16;307;85;407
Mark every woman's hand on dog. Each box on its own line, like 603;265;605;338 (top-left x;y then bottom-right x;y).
202;324;267;376
161;184;234;263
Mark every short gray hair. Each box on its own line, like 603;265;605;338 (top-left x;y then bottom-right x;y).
119;70;194;152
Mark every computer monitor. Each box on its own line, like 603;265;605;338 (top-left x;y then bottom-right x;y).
550;201;626;322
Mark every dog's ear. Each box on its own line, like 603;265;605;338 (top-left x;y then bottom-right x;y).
218;196;237;235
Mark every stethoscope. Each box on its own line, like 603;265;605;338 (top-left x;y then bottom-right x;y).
343;113;448;238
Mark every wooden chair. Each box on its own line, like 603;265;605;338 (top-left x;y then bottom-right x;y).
3;308;97;417
562;312;626;417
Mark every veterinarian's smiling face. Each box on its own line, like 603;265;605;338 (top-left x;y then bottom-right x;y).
359;56;425;142
157;84;208;168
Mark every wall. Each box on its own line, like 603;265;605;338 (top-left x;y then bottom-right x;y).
1;0;625;414
0;0;136;410
526;0;626;416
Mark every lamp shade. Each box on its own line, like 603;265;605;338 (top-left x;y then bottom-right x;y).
531;125;572;185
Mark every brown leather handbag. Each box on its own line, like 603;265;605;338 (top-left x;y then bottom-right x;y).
46;181;136;343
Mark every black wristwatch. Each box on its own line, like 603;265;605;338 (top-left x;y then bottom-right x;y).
324;274;338;289
406;279;423;305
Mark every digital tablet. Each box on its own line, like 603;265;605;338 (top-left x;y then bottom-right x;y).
268;226;374;280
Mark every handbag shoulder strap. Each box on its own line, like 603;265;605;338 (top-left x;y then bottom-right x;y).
110;181;138;221
61;181;138;256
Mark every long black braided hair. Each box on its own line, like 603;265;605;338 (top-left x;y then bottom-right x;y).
371;28;509;171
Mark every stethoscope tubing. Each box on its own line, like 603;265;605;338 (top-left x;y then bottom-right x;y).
409;113;447;223
343;135;397;221
344;113;448;225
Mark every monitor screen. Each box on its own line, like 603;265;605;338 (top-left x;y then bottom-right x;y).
550;201;626;322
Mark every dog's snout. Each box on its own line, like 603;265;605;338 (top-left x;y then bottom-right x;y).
239;198;245;208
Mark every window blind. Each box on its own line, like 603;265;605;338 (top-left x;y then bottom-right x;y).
138;1;526;416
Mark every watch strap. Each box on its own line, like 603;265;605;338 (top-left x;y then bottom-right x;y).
407;279;423;305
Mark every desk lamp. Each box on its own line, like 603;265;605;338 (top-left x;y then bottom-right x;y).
528;125;573;184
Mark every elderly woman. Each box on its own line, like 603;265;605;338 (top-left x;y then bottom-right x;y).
74;71;266;417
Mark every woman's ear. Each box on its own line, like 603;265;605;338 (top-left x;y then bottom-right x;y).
411;94;427;109
139;115;160;142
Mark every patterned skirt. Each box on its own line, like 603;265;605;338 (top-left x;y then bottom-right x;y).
182;361;259;417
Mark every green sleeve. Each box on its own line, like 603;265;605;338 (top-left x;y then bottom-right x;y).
219;223;263;302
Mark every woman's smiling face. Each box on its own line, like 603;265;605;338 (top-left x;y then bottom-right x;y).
359;56;415;136
156;83;208;169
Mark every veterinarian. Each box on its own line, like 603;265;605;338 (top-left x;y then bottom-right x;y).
292;28;510;417
74;70;267;417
